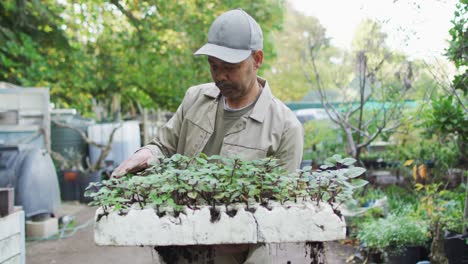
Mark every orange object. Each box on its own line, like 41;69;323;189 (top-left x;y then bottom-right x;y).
418;164;427;179
64;171;78;181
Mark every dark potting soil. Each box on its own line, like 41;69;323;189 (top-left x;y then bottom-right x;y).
209;207;220;223
305;242;326;264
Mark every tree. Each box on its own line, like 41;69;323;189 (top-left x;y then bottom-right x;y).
0;1;76;97
410;3;467;261
446;0;467;100
1;1;285;118
51;121;122;174
263;4;343;102
444;0;467;237
303;19;415;161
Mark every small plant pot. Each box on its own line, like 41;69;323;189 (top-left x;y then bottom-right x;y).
79;171;102;204
387;246;424;264
363;159;377;169
365;251;385;263
58;170;81;201
444;233;468;264
376;161;387;168
423;160;435;169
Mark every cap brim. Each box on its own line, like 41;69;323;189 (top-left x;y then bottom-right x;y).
194;43;251;63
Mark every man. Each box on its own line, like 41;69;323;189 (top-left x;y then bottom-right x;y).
112;8;304;263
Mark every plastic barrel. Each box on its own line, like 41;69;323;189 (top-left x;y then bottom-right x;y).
0;145;60;218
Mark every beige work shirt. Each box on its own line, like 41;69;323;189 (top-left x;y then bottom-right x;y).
144;77;303;172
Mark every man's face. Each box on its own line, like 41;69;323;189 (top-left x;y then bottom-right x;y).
208;53;259;101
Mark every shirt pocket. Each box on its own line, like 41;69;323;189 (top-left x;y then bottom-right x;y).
181;118;211;157
221;143;267;161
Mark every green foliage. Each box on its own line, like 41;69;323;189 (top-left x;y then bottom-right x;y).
351;183;466;257
1;1;285;116
349;185;415;221
418;94;466;172
393;128;462;182
263;4;344;102
353;187;386;206
452;70;468;95
345;187;387;236
303;120;345;162
397;139;437;163
86;154;367;218
1;1;76;97
357;214;429;255
422;96;467;141
383;185;418;212
416;183;468;234
438;0;468;168
439;186;467;234
348;186;416;238
446;1;467;69
440;0;468;237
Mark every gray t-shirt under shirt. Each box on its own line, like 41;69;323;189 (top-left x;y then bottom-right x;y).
202;97;255;156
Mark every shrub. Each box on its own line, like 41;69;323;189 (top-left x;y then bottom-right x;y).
357;214;429;256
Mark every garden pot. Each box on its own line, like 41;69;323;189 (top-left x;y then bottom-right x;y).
376;160;387;168
444;233;468;264
79;170;102;204
363;159;377;169
94;201;346;246
58;170;81;201
388;246;424;264
366;251;385;263
424;160;435;169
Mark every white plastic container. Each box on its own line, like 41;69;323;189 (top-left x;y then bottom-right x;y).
87;121;141;166
94;202;346;246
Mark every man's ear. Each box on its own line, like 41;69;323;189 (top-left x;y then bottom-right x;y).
252;50;263;70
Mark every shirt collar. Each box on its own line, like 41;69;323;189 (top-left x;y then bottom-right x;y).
203;77;272;123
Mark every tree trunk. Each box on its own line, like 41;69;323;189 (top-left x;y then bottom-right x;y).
464;182;468;235
345;128;357;159
430;219;449;264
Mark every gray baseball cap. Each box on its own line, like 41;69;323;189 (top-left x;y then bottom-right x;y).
194;9;263;63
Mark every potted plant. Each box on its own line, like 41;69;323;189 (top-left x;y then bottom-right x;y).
357;214;430;264
439;185;468;264
360;152;380;169
87;154;367;248
416;183;468;264
51;121;122;203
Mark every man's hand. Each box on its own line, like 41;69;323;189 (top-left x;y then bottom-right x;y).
111;148;154;178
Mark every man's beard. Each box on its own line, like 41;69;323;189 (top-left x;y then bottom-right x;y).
215;81;236;90
215;82;239;97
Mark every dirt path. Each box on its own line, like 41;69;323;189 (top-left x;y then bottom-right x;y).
26;204;160;264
